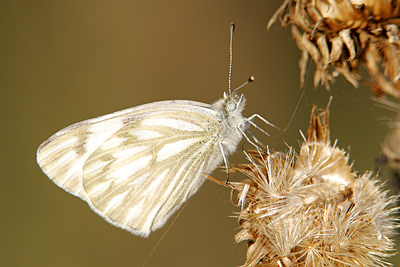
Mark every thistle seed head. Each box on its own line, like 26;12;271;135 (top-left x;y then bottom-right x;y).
210;103;399;266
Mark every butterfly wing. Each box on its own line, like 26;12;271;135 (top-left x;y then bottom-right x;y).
37;100;224;237
36;107;132;201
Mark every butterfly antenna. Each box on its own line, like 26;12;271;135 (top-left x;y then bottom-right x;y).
228;23;235;95
233;76;255;94
228;24;254;95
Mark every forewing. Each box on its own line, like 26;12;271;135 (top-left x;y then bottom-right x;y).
82;108;221;237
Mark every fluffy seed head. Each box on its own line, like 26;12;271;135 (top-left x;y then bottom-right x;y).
209;103;399;266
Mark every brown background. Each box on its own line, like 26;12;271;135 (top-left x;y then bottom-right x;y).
1;1;399;266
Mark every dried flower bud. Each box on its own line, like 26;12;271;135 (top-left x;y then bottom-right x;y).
268;0;400;98
208;102;398;266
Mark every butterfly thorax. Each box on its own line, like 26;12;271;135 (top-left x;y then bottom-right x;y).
210;92;247;154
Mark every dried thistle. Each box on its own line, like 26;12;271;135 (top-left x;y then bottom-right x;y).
208;103;398;266
268;0;400;98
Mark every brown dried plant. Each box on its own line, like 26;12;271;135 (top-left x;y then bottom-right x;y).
268;0;400;98
208;103;398;266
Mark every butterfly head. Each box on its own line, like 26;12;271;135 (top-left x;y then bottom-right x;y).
219;75;254;117
210;91;246;124
222;91;246;116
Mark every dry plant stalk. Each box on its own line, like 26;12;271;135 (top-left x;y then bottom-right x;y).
383;121;400;176
208;104;398;266
376;97;400;177
268;0;400;98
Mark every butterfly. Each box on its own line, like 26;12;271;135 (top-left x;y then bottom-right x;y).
36;24;278;237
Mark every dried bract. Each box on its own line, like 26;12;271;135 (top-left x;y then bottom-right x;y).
209;104;398;266
268;0;400;97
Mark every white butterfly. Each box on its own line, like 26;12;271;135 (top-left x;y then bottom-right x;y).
36;24;277;237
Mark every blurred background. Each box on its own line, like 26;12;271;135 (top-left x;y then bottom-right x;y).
1;1;398;266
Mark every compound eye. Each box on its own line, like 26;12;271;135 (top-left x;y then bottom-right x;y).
226;100;237;112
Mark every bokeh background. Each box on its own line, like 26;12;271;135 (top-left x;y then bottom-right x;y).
2;1;399;266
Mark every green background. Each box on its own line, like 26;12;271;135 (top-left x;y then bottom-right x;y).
2;1;399;266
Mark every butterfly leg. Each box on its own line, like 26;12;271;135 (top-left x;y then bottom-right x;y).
218;142;230;184
246;119;272;138
238;127;263;151
247;114;286;131
245;128;266;147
